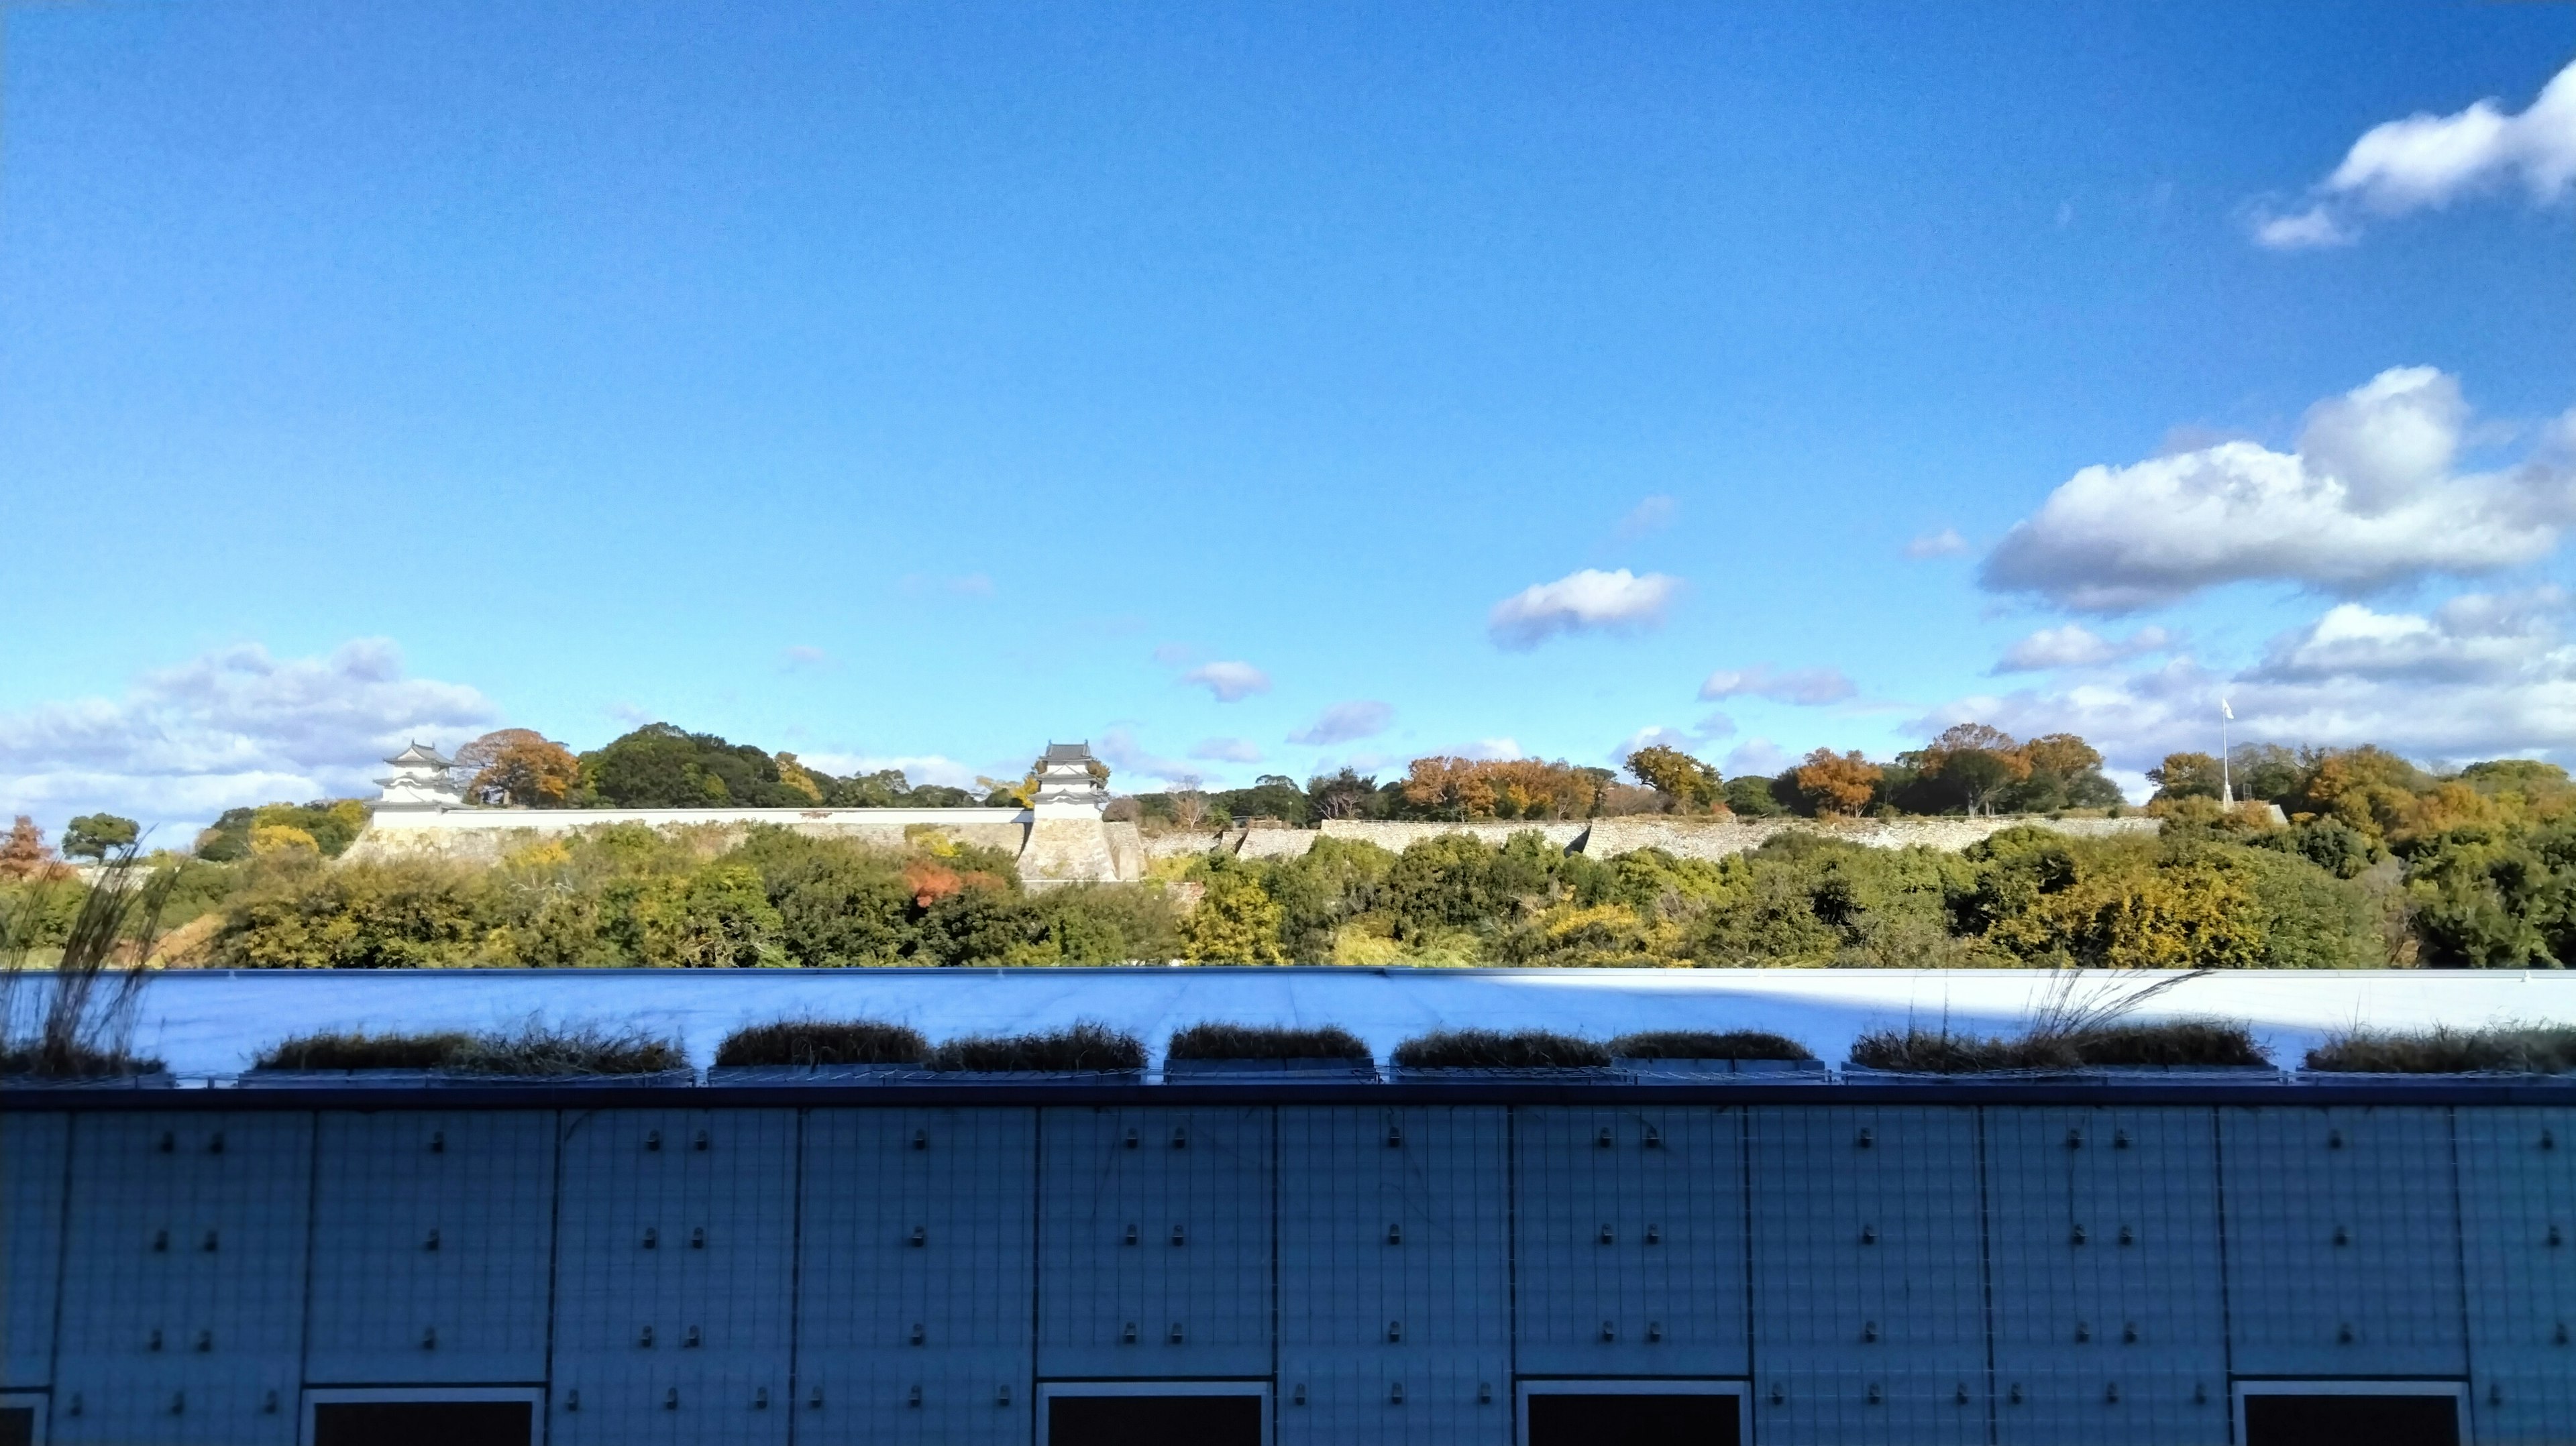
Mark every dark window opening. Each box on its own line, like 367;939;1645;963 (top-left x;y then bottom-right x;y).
313;1400;533;1446
1529;1392;1741;1446
2243;1393;2460;1446
0;1405;32;1446
1047;1392;1263;1446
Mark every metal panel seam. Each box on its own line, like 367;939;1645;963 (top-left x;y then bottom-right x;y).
2210;1105;2237;1446
1975;1106;1997;1446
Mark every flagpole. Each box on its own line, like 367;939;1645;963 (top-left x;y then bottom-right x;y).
2220;699;2233;805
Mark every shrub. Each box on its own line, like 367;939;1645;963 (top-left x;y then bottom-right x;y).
713;1018;927;1067
1391;1027;1610;1069
252;1030;471;1070
1609;1029;1813;1061
2304;1025;2576;1074
1166;1021;1369;1061
444;1020;686;1076
1850;1018;2267;1072
927;1021;1145;1072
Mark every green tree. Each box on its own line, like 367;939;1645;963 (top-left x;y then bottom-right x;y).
2147;752;2224;802
580;723;813;808
637;863;786;967
60;814;140;861
1625;744;1723;812
1180;860;1287;962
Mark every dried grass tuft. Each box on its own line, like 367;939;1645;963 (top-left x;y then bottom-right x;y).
714;1018;927;1068
1391;1028;1610;1070
444;1020;686;1076
1851;1017;2266;1072
2304;1024;2576;1074
1610;1029;1814;1061
927;1020;1145;1073
253;1030;471;1072
1167;1021;1369;1062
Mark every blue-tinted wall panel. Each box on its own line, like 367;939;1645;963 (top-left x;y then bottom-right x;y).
1036;1106;1274;1379
2455;1106;2576;1446
1279;1105;1509;1446
549;1108;794;1446
307;1109;557;1385
0;1112;67;1388
1513;1105;1748;1378
1983;1105;2229;1446
2220;1105;2466;1377
1749;1105;1986;1446
798;1106;1035;1446
53;1112;309;1445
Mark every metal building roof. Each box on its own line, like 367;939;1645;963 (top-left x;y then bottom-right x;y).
109;966;2576;1076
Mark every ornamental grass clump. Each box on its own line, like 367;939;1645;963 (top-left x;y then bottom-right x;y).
927;1020;1145;1073
1849;1018;2267;1073
1165;1021;1370;1062
1610;1029;1815;1062
443;1020;686;1076
1391;1028;1610;1070
252;1030;472;1072
2304;1024;2576;1074
714;1018;928;1068
1;848;168;1078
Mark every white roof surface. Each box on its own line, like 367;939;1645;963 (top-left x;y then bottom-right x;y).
119;966;2576;1074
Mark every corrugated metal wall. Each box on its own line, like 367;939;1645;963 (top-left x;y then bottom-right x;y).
0;1099;2567;1445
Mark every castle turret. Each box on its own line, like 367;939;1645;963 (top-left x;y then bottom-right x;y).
1030;740;1108;816
374;742;464;812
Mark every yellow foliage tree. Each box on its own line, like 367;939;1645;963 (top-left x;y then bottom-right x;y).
458;729;582;808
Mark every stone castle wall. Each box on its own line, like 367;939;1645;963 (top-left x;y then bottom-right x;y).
1144;813;2161;867
345;806;2159;883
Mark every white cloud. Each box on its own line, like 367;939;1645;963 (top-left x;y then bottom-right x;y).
1095;726;1201;788
1982;368;2576;612
780;645;830;671
1996;624;2177;672
1487;569;1682;650
1190;737;1263;764
1614;726;1695;762
799;752;984;790
1613;494;1679;541
0;638;495;835
1919;590;2576;773
1699;663;1858;706
2255;58;2576;248
1695;710;1738;740
1904;527;1968;558
1446;738;1523;762
1180;661;1272;702
1723;738;1790;777
1287;700;1393;746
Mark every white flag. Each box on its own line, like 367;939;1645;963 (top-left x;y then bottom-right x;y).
2221;698;2233;720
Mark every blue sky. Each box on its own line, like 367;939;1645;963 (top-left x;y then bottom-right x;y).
2;1;2571;832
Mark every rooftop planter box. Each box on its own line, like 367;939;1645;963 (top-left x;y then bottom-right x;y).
1163;1022;1379;1081
1389;1028;1615;1082
1843;1019;2273;1082
706;1019;928;1084
2298;1025;2576;1081
244;1024;690;1088
922;1022;1147;1082
1610;1030;1825;1080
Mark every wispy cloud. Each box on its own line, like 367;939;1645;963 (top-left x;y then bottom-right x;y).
1181;661;1273;702
1488;569;1682;650
1904;527;1968;559
1994;624;2177;673
1190;736;1263;763
900;572;996;597
1287;700;1394;746
1699;663;1858;706
780;645;831;671
1612;494;1679;542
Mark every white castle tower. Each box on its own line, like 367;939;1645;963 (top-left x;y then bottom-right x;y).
374;742;464;812
1030;740;1108;816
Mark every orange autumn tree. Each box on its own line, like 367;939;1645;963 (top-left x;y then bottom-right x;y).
1400;757;1603;820
1790;749;1882;816
455;729;582;808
